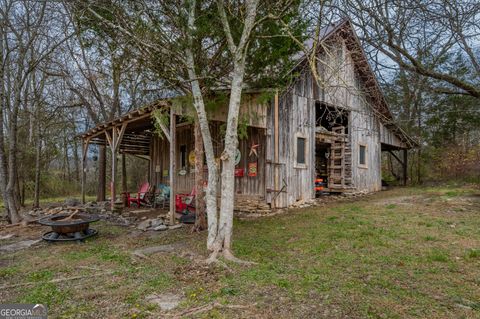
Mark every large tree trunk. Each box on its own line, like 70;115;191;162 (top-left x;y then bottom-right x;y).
193;118;206;231
215;63;246;254
97;144;106;201
5;87;22;223
209;0;259;261
185;1;218;249
33;124;41;208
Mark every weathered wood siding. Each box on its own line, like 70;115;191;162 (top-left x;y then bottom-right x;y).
268;36;391;207
150;122;266;197
379;123;408;149
173;93;268;129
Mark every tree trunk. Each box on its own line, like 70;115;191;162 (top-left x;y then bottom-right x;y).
5;93;22;223
184;3;218;249
73;134;80;181
216;63;246;253
97;144;106;201
33;126;41;208
193;118;207;231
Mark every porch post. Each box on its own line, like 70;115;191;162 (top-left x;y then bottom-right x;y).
111;127;117;210
403;149;408;186
121;153;127;193
169;108;176;225
273;91;279;208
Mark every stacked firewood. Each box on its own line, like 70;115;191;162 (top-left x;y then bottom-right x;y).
234;198;271;214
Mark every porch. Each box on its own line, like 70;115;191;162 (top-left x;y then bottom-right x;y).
79;99;270;220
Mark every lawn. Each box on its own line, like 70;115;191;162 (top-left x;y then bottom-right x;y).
1;186;479;318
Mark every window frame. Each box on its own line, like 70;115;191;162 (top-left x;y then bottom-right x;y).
358;143;367;169
179;144;187;168
294;133;308;169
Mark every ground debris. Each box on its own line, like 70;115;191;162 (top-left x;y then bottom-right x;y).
132;243;183;258
0;234;15;240
145;292;183;311
0;239;41;252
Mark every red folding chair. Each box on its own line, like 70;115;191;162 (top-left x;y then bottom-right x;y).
175;187;196;213
124;182;150;207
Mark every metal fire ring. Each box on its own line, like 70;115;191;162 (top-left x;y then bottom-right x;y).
42;228;98;242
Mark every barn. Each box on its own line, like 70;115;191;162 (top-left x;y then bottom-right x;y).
80;19;416;213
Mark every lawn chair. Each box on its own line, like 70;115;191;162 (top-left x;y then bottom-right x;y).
154;184;170;209
123;182;151;207
175;187;196;214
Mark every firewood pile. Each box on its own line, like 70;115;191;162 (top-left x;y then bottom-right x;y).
234;198;271;214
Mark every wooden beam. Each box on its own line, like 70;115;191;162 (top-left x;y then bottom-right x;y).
273;91;279;208
110;127;117;210
403;149;408;186
158;121;171;143
105;130;113;149
115;122;128;151
169;108;176;225
387;149;404;166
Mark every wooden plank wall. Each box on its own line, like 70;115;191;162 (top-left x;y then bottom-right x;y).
173;93;268;129
269;36;391;207
379;123;408;149
149;121;266;197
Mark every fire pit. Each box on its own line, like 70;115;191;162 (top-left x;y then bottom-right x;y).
39;211;99;242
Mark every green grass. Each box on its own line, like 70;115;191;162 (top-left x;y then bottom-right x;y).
1;186;479;318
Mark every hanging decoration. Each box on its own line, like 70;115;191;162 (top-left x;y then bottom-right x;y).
248;162;257;177
234;148;241;166
235;168;245;177
188;150;195;166
249;142;259;158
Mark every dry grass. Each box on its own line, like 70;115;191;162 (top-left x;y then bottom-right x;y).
1;186;479;318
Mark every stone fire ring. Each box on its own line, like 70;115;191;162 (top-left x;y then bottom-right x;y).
39;212;99;242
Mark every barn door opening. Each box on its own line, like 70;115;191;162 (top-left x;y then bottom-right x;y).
314;101;352;192
315;142;330;197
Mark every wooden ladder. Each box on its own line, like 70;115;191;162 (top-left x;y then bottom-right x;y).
328;126;352;189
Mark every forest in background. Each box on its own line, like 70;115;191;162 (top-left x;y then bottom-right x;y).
1;0;479;211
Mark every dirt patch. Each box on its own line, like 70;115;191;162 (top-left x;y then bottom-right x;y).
373;195;422;206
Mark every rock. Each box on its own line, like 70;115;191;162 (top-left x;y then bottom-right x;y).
145;293;182;311
0;239;42;252
64;198;81;207
85;206;100;214
137;219;151;231
153;225;168;231
150;218;164;228
168;224;183;230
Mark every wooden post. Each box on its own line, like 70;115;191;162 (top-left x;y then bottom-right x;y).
273;91;279;208
111;127;117;210
169;108;176;225
403;149;408;186
97;143;106;202
106;123;127;210
121;153;127;193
